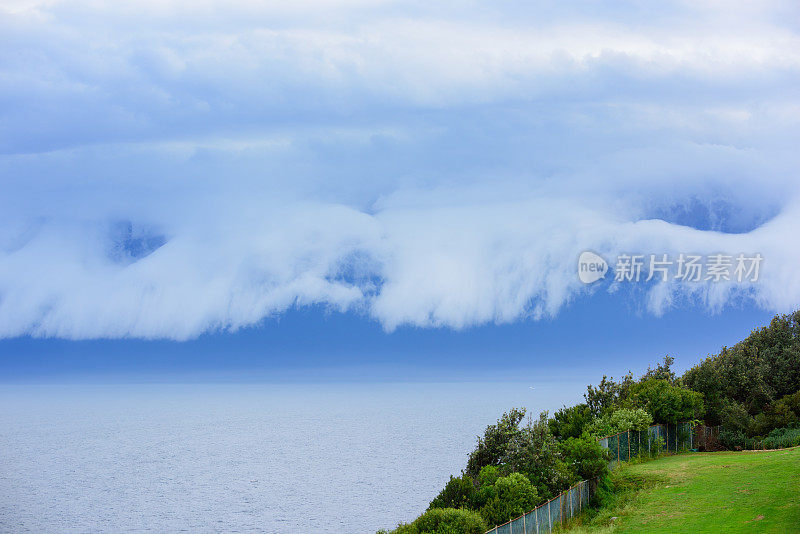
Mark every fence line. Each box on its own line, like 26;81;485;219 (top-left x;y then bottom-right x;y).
597;422;696;464
485;422;721;533
486;477;598;534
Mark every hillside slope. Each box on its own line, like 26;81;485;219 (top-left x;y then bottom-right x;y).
567;448;800;533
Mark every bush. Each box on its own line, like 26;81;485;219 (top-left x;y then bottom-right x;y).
476;472;538;527
719;428;756;450
585;408;652;437
548;404;594;440
379;508;487;534
762;423;800;449
466;408;526;478
559;436;609;480
428;475;476;511
499;412;572;500
718;399;753;434
626;379;704;424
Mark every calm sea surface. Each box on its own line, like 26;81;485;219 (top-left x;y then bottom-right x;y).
0;383;581;533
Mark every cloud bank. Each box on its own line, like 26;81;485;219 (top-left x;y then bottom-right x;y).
1;0;799;338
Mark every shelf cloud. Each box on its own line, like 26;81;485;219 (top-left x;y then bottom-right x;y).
1;0;799;338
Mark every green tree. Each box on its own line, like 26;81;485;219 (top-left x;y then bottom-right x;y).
466;408;526;478
428;474;476;511
500;412;572;500
626;378;703;424
558;436;609;480
585;407;652;437
380;508;487;534
477;472;538;527
548;403;594;440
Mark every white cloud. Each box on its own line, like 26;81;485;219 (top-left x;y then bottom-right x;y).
0;0;799;338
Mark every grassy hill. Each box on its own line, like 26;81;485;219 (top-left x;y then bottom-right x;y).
564;448;800;533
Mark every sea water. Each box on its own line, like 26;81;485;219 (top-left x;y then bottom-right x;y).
0;382;581;533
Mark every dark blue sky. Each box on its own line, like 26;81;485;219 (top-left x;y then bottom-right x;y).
0;292;773;384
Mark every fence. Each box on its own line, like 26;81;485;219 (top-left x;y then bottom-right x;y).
486;422;719;533
486;477;598;534
598;422;694;464
692;424;721;450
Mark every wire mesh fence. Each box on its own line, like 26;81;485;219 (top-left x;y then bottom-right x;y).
485;422;720;533
485;478;599;534
598;422;699;465
692;424;721;450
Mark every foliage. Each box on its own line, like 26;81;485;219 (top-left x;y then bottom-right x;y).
585;408;653;438
585;374;632;417
497;411;572;500
379;508;487;534
549;403;594;441
475;472;538;526
718;428;757;451
683;311;800;426
465;408;526;478
717;398;753;434
761;423;800;449
559;436;609;480
640;355;677;383
625;378;704;424
390;312;800;532
650;436;665;457
428;475;476;511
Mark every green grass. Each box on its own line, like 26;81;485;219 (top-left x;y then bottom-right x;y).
562;447;800;533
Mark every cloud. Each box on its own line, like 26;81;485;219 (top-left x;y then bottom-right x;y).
0;0;798;338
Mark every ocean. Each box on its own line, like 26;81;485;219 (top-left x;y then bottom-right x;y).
0;382;582;533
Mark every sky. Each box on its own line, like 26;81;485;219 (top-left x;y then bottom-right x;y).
1;1;799;383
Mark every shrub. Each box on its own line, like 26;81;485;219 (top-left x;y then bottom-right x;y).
559;436;609;480
466;408;526;478
379;508;487;534
585;408;652;437
499;412;572;500
650;436;666;457
718;399;753;434
762;423;800;449
548;404;594;440
626;378;704;424
476;472;538;527
428;475;476;511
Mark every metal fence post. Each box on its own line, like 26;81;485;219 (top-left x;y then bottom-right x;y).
548;499;552;532
570;487;573;518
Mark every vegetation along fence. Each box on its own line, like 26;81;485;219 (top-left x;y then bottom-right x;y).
598;422;694;463
486;477;598;534
486;422;721;533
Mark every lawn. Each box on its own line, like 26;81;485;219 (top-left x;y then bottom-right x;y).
564;447;800;533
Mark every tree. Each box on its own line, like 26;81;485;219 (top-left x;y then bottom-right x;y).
559;436;609;480
548;403;594;441
381;508;487;534
428;474;476;511
683;311;800;424
626;378;703;424
499;412;572;500
585;373;634;416
641;355;676;383
476;472;538;527
466;408;526;478
585;407;652;437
